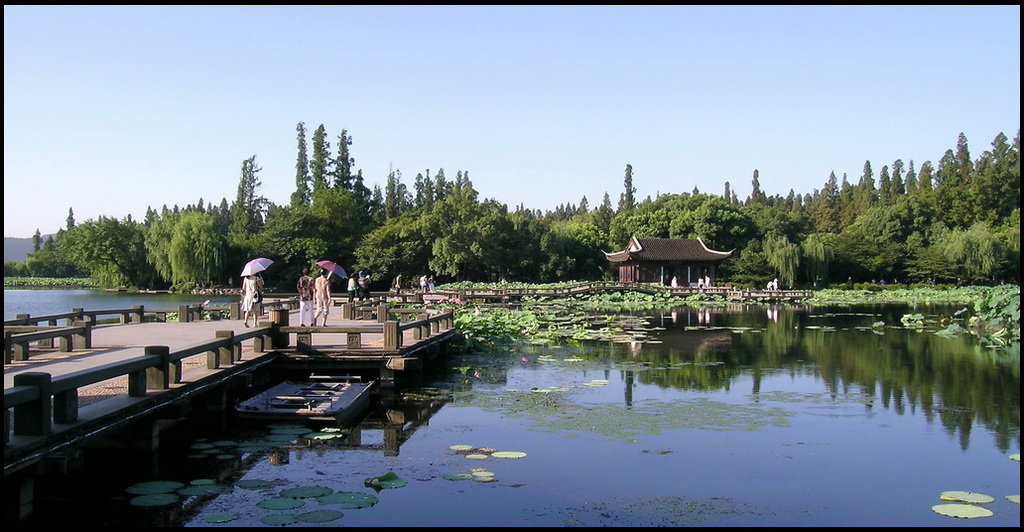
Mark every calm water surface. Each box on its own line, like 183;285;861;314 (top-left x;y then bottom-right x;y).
14;293;1021;527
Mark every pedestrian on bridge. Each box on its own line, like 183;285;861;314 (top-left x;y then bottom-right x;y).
297;268;314;326
314;269;331;326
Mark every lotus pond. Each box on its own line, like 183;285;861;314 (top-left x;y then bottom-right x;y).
25;302;1020;527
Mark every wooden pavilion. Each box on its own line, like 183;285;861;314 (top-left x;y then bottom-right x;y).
604;237;734;287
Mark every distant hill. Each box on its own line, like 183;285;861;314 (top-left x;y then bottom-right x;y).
4;237;37;262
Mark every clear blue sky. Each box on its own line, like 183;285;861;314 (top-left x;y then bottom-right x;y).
4;5;1020;239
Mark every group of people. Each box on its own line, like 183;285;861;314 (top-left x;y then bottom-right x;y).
419;274;435;294
296;268;333;327
347;271;372;303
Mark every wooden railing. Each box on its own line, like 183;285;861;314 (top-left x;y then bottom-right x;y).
5;326;272;439
4;305;454;442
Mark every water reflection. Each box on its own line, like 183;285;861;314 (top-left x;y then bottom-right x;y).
19;303;1021;527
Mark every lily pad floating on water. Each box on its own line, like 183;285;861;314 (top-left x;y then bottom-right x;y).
296;509;345;523
443;473;473;481
491;451;527;459
316;491;379;508
281;486;333;499
465;453;489;460
1007;495;1020;504
931;503;993;518
257;496;306;510
235;479;275;490
129;493;180;506
1010;453;1020;462
939;491;996;504
364;471;408;489
178;484;227;496
449;444;473;451
126;480;186;494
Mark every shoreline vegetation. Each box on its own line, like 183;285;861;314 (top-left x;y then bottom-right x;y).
5;277;1018;347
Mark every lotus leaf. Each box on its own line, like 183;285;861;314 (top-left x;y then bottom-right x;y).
178;484;226;496
939;491;995;504
126;480;185;494
492;451;527;459
261;514;299;526
443;473;473;481
931;503;993;518
281;486;333;499
1006;495;1019;504
1010;453;1020;462
364;471;408;489
257;496;306;510
297;509;345;523
316;491;379;508
465;453;489;460
235;479;274;490
449;444;473;451
129;493;180;506
190;478;215;485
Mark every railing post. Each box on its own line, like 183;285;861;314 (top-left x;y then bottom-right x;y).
4;330;12;364
216;330;237;364
415;313;429;339
270;309;289;349
132;305;144;324
145;345;171;390
13;372;52;436
230;301;241;320
72;319;91;349
377;303;389;323
178;304;191;323
383;320;400;349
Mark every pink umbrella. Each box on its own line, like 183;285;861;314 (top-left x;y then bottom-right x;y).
316;260;347;279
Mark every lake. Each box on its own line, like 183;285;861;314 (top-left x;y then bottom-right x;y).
9;292;1021;527
3;288;239;321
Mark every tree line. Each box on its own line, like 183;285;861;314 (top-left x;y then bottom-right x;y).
5;124;1019;291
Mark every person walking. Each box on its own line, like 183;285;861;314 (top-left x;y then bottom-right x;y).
313;269;331;326
296;268;314;327
420;274;428;294
347;275;358;303
358;272;372;302
240;274;263;327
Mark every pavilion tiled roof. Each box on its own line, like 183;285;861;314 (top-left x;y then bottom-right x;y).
604;237;734;263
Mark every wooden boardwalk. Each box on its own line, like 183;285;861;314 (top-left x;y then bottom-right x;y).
3;305;456;491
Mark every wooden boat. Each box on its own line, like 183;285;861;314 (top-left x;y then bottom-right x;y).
236;375;375;424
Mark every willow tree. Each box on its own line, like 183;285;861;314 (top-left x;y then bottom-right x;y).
763;233;800;288
801;233;833;286
168;211;225;286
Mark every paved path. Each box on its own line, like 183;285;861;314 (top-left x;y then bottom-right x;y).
4;309;379;394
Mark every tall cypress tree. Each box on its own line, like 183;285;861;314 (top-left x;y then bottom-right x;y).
618;164;636;212
332;129;354;190
291;122;310;207
310;124;331;196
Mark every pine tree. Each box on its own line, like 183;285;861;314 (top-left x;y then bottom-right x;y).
291;122;310;207
332;129;354;190
618;164;636;212
310;124;331;196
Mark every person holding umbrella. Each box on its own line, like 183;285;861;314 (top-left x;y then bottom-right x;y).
240;273;264;327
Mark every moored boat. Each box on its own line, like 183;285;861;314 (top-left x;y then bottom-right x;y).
236;375;375;424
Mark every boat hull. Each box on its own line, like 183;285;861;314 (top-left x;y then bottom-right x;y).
236;377;375;424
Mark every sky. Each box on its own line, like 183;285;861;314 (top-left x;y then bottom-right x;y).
4;5;1020;239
